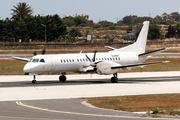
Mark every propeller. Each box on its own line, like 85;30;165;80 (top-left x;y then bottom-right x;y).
92;50;97;62
85;51;98;75
42;49;46;54
33;49;46;56
33;51;37;56
85;51;97;66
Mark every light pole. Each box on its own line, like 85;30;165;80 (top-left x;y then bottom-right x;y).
42;24;47;43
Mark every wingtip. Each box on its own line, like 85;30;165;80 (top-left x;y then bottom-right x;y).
163;61;170;63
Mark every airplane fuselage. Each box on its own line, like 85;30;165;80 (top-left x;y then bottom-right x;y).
24;52;141;75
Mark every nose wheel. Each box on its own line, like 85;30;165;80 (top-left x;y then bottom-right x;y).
32;75;37;84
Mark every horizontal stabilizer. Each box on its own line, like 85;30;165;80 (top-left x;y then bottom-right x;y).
139;48;166;57
11;57;30;62
105;46;116;50
111;61;169;69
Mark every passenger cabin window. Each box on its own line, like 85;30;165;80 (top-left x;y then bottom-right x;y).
40;59;45;62
32;59;39;63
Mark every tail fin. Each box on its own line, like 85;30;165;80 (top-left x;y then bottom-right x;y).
110;21;149;54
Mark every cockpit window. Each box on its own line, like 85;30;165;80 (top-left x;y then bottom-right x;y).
32;59;39;63
29;59;32;62
40;59;45;62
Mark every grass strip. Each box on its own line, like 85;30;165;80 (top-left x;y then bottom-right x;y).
87;94;180;115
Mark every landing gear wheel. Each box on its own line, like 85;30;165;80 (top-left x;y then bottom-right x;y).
111;77;118;83
59;76;66;82
32;80;37;84
32;75;37;84
111;73;118;83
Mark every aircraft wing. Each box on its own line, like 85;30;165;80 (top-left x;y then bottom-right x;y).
11;57;30;62
111;61;169;69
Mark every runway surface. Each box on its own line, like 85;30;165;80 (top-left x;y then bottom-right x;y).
0;72;180;120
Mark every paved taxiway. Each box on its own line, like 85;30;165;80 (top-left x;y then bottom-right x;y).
0;72;180;120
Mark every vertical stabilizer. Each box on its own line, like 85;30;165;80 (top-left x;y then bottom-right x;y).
111;21;149;54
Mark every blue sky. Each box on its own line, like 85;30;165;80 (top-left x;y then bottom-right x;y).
0;0;180;23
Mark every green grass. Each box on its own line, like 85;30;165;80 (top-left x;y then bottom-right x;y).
0;59;26;75
87;94;180;115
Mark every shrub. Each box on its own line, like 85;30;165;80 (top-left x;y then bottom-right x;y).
95;35;101;39
109;26;116;30
152;108;159;114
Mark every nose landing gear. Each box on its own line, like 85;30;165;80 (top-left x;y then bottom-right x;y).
32;75;37;84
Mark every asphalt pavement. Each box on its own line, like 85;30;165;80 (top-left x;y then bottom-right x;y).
0;72;180;119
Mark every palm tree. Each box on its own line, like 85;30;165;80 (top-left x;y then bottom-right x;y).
11;2;33;20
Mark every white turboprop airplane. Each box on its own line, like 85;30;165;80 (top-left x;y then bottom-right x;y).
12;21;168;84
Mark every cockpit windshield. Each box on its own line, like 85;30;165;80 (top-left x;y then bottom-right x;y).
32;59;39;63
29;59;32;62
29;58;45;63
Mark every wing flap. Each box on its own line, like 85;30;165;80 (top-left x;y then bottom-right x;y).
111;61;169;69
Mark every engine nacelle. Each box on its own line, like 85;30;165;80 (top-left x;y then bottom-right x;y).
96;61;121;75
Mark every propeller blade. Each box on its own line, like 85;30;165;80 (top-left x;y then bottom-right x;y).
92;51;97;62
33;51;37;56
85;54;92;63
42;49;46;54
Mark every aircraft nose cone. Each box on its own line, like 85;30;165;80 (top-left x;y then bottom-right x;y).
23;64;32;72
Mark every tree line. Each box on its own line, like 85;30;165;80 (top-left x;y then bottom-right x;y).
118;12;180;25
1;2;180;42
0;14;67;42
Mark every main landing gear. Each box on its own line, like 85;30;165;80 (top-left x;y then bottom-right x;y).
59;72;66;82
111;73;118;83
32;75;37;84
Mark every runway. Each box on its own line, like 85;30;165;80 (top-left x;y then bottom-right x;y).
0;72;180;120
